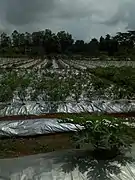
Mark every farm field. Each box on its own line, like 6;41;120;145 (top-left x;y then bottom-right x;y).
1;58;135;116
1;57;135;159
1;57;135;69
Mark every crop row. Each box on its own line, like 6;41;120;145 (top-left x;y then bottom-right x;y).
2;58;135;70
0;67;135;103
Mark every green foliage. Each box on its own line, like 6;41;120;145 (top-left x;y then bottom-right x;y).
1;67;135;103
0;71;19;102
60;115;134;158
0;28;135;57
90;66;135;99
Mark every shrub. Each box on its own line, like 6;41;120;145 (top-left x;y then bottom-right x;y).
60;115;134;159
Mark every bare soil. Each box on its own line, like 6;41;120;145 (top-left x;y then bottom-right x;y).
0;132;73;158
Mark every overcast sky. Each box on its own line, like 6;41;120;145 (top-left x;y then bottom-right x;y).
0;0;134;41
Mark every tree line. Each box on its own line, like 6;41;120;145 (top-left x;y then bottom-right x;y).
0;29;135;57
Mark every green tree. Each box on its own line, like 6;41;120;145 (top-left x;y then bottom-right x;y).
0;32;11;55
25;32;32;55
57;31;74;53
89;38;99;56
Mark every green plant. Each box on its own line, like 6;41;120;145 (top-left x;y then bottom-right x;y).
60;115;134;159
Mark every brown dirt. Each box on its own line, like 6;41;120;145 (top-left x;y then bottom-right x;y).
0;132;73;158
1;112;135;121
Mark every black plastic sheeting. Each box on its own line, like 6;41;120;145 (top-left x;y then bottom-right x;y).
0;148;135;180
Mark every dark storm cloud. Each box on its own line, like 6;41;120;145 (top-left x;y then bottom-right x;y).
5;0;55;26
103;1;135;30
3;0;94;26
3;0;103;26
0;0;132;39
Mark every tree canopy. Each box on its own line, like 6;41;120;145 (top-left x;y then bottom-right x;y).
0;29;135;57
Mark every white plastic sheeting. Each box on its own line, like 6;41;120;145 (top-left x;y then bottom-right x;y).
0;100;135;116
64;60;135;69
0;149;135;180
0;119;83;137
